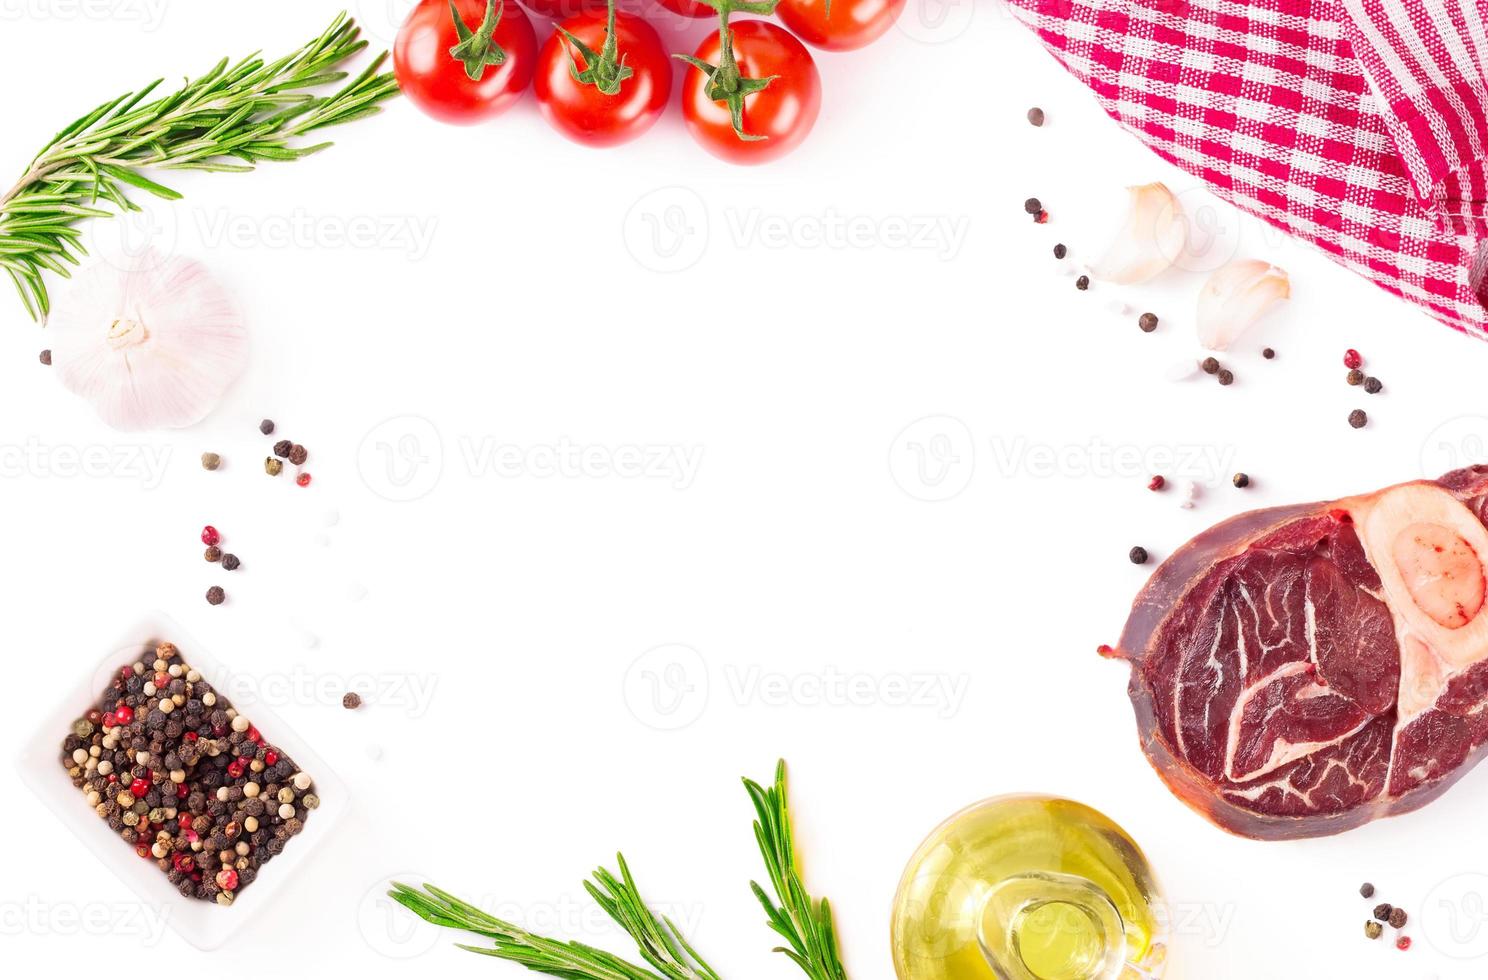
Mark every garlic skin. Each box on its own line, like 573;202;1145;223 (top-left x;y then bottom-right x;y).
48;250;246;431
1090;183;1187;285
1196;259;1290;351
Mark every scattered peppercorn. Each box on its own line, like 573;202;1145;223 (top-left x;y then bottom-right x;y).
1364;921;1383;940
288;444;307;466
1347;368;1365;385
1373;903;1393;922
1053;243;1067;259
1075;275;1090;291
1344;348;1363;369
1201;357;1220;374
1360;882;1375;899
273;440;292;458
221;554;240;572
342;692;362;710
1138;312;1159;333
1349;409;1368;429
40;348;53;366
201;525;221;546
1217;368;1235;386
1023;197;1042;215
1148;475;1166;491
1035;209;1049;224
200;452;221;471
1396;936;1411;951
1129;546;1149;565
1027;107;1045;127
296;472;312;488
259;419;275;435
1389;907;1407;929
264;457;283;476
1364;376;1383;394
206;586;225;606
1233;473;1250;488
204;546;222;563
1262;347;1275;359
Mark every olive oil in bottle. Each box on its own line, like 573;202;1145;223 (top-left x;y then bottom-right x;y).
890;796;1167;980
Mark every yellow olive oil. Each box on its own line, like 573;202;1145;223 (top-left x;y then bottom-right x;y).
891;796;1167;980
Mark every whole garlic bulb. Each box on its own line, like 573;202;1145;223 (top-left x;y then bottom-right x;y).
48;251;246;430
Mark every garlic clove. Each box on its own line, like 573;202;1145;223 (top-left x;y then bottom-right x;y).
1196;259;1290;351
1090;183;1187;285
49;250;246;431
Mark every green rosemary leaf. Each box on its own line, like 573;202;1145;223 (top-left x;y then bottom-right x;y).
97;165;181;200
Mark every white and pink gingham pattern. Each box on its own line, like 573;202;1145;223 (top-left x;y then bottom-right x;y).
1007;0;1488;337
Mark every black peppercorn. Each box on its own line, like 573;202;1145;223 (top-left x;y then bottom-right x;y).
273;440;292;459
1053;243;1067;259
221;553;240;571
1217;369;1235;386
1027;107;1045;127
1360;882;1375;898
1389;907;1407;929
342;692;362;710
1129;546;1149;565
1364;920;1382;940
259;419;275;435
1373;903;1393;922
1233;473;1250;488
1075;275;1090;291
39;349;52;366
1349;409;1368;429
204;546;222;563
1201;357;1220;374
1138;312;1159;333
1363;376;1382;394
206;586;225;606
1023;197;1042;215
1347;368;1365;385
1262;347;1275;359
288;444;308;466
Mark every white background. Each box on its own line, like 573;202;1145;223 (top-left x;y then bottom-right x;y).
3;1;1488;977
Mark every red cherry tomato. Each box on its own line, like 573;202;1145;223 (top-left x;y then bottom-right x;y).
517;0;608;20
535;12;673;147
654;0;715;16
681;19;821;165
394;0;537;124
776;0;905;51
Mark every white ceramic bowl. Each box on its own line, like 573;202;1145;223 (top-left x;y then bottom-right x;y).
17;612;349;950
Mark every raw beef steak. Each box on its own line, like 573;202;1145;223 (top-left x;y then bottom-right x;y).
1111;466;1488;839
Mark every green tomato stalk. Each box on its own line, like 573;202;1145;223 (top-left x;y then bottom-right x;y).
558;0;634;96
676;0;782;142
448;0;509;81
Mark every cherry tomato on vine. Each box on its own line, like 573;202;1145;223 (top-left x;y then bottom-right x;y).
394;0;537;124
535;11;672;146
776;0;906;51
516;0;608;20
681;19;821;165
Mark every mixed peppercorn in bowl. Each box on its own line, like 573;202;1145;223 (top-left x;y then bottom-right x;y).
60;641;317;905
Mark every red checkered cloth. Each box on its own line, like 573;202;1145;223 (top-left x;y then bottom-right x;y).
1007;0;1488;337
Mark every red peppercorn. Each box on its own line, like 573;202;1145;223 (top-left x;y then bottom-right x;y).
227;759;245;779
119;667;133;680
176;782;189;799
264;750;279;766
296;472;312;488
216;868;239;891
201;525;221;546
86;709;102;725
154;671;169;687
107;774;118;783
1035;209;1050;224
135;844;151;859
102;712;117;728
130;777;150;797
1396;936;1411;951
114;705;134;725
1147;475;1166;491
183;731;198;741
1343;348;1362;369
174;854;195;873
247;726;262;744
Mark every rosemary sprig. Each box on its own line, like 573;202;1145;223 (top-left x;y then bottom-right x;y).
745;760;848;980
0;11;399;321
389;854;722;980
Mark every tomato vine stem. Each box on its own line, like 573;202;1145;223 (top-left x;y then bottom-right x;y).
676;0;781;142
558;0;634;96
448;0;509;81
